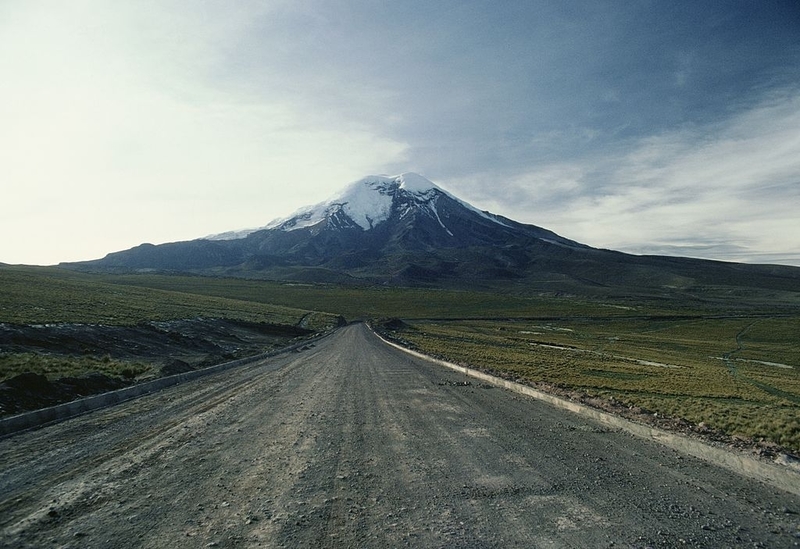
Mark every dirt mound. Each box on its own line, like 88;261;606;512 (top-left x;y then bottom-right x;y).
0;372;127;416
379;318;411;331
160;359;195;376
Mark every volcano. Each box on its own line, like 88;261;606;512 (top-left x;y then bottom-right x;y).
68;173;800;293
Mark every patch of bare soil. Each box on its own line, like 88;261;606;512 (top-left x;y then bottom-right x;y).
0;319;312;416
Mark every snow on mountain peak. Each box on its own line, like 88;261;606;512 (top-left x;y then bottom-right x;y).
207;172;508;240
331;175;395;230
343;172;440;197
396;172;441;193
268;173;441;233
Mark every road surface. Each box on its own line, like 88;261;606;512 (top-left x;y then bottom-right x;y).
1;323;797;548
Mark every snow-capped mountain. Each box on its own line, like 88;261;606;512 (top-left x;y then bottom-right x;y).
67;172;800;291
76;172;585;283
265;172;501;234
207;173;511;240
208;172;575;249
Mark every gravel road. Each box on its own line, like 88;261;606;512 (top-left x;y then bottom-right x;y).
1;323;797;548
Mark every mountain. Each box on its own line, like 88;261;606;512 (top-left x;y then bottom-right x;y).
67;173;800;294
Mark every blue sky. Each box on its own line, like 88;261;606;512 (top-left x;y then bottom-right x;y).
2;1;799;266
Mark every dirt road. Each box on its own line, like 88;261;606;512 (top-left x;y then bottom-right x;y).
1;324;797;548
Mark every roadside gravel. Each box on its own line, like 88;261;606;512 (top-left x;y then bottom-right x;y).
0;324;797;548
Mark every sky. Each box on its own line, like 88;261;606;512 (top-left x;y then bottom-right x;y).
2;0;799;266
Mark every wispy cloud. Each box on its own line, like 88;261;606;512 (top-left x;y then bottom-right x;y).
450;90;800;265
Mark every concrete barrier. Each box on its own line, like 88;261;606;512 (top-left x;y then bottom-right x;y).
0;333;331;438
372;328;800;497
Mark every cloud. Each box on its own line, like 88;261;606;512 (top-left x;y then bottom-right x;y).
0;1;408;264
1;1;798;266
447;89;800;265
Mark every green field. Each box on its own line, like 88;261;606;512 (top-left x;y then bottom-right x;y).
2;265;798;453
86;271;800;320
0;266;338;330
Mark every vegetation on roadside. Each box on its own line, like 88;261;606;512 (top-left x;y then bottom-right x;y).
383;318;800;453
0;352;153;383
0;266;338;399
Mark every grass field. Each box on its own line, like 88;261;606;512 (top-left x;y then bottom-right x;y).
81;271;748;321
2;265;799;452
0;266;339;385
0;266;338;330
93;272;615;320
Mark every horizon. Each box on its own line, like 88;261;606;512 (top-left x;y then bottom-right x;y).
2;2;799;267
5;168;800;269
